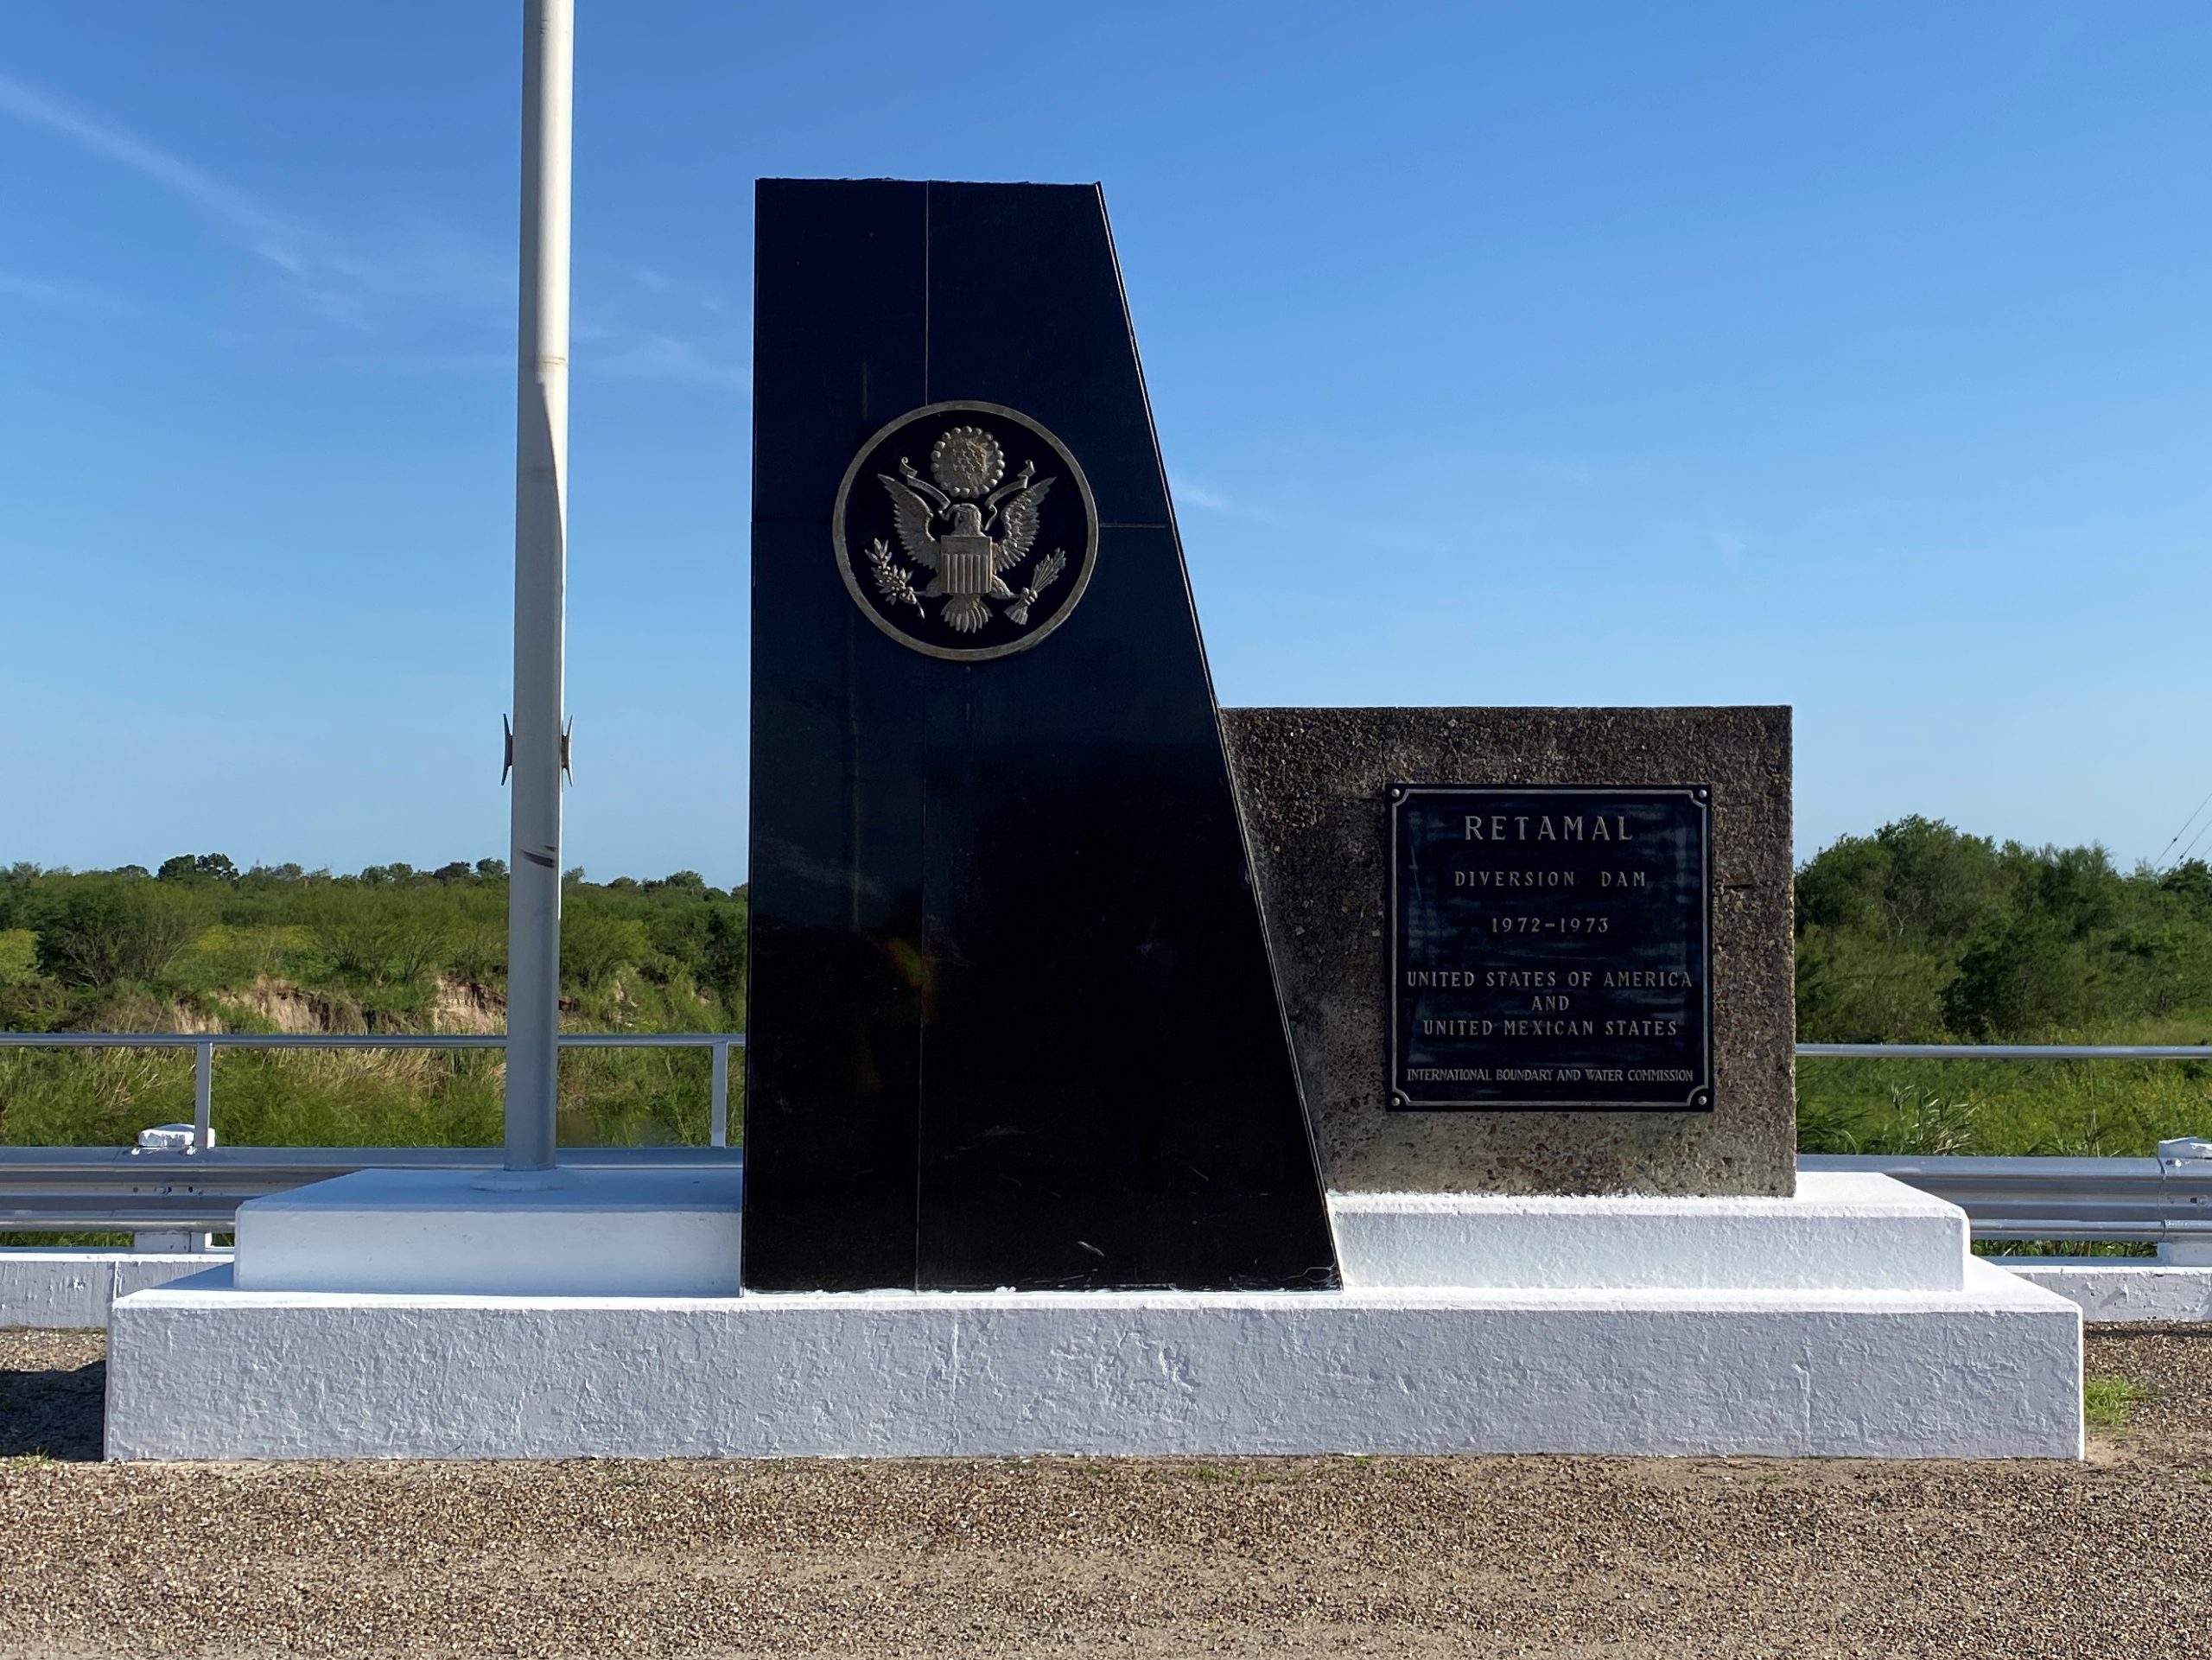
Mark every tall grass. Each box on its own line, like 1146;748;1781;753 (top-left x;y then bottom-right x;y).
1797;1024;2212;1157
0;1042;737;1150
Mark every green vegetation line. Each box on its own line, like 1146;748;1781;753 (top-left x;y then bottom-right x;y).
3;816;2211;1159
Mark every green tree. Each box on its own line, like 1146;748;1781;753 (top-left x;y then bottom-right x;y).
1942;915;2096;1040
34;881;204;986
157;853;238;884
702;904;748;1001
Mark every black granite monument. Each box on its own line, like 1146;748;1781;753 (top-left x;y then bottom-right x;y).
745;180;1337;1293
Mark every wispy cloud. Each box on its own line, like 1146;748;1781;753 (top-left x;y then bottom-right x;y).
1520;455;1657;490
0;67;498;333
589;269;745;388
631;265;727;314
322;347;514;378
1173;472;1469;554
0;66;746;391
1792;496;1911;537
1657;515;1751;561
322;223;510;313
577;271;747;391
0;268;134;312
1649;498;1911;569
587;328;750;391
1170;476;1289;526
0;68;309;273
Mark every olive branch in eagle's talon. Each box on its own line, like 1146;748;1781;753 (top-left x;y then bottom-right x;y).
1003;549;1067;626
864;538;923;610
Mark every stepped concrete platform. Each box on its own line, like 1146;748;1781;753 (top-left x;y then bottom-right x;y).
102;1169;2082;1461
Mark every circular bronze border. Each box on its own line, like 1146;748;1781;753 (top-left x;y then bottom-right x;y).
830;399;1101;663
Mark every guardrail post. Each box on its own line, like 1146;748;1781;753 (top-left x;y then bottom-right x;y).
194;1040;213;1153
131;1230;200;1254
2158;1137;2212;1264
709;1040;729;1148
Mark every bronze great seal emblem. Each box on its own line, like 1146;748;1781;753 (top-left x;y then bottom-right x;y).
831;401;1099;661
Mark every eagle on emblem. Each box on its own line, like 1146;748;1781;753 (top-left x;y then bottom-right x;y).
877;426;1059;633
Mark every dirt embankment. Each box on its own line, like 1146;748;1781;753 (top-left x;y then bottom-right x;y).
164;976;508;1038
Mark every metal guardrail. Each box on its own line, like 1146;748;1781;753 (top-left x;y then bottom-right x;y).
0;1034;2208;1243
1799;1153;2212;1243
0;1146;2196;1243
1800;1043;2212;1059
0;1144;742;1233
1798;1042;2212;1243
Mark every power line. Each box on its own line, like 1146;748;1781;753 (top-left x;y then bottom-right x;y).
2155;782;2212;871
2173;811;2212;872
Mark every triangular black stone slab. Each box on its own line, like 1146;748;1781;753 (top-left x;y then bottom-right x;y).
745;179;1337;1292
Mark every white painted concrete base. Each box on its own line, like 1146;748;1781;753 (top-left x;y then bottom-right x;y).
234;1167;744;1296
103;1171;2083;1460
0;1251;226;1329
2006;1260;2212;1322
104;1264;2079;1460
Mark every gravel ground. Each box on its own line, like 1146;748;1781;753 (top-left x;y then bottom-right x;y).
2;1326;2208;1659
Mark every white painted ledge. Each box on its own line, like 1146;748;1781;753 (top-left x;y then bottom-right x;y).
2005;1260;2212;1322
233;1167;743;1296
106;1257;2081;1461
0;1251;226;1329
1328;1171;1966;1292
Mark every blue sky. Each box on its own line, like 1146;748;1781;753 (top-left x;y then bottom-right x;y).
4;3;2210;887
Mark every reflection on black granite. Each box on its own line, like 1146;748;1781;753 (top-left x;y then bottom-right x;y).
745;180;1336;1292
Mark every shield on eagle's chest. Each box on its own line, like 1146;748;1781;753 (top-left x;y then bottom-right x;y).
938;530;992;597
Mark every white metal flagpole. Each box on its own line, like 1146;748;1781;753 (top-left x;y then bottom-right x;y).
505;0;573;1173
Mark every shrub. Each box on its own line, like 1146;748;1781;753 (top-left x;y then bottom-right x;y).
561;913;651;989
34;881;205;986
311;891;459;987
0;929;37;988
